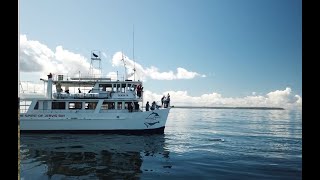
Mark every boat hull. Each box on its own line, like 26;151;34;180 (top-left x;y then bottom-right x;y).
20;108;170;134
20;126;165;134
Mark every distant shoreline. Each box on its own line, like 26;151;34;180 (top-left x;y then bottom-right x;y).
170;106;284;110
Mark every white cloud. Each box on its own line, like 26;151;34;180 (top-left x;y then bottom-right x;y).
265;87;300;105
143;87;302;110
20;35;54;72
295;94;302;105
111;51;206;80
20;35;206;81
20;34;101;79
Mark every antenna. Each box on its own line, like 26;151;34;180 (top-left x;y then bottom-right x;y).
133;24;136;81
121;51;127;80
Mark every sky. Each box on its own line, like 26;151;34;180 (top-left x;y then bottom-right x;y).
19;0;302;109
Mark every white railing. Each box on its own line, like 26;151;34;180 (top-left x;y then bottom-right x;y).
52;73;120;81
19;100;31;113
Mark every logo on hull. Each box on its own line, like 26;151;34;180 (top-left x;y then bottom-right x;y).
144;112;160;127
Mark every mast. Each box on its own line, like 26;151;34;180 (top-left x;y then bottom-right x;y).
133;24;136;81
90;50;101;77
121;52;127;80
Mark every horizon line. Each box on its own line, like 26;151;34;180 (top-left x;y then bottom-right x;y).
171;106;285;110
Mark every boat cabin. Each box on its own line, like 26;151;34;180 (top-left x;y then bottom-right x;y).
20;74;144;113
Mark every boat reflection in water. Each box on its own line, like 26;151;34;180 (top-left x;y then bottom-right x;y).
20;134;171;179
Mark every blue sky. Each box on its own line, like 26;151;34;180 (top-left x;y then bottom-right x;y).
19;0;302;108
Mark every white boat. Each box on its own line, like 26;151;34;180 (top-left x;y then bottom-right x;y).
19;60;171;134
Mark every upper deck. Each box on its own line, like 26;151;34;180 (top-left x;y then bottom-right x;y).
42;74;144;101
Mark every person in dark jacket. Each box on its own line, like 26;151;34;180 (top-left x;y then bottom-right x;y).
146;101;150;111
150;101;156;110
161;95;166;107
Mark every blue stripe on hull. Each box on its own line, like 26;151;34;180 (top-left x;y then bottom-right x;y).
20;126;165;135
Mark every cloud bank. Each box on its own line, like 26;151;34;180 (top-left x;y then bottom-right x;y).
111;51;206;81
20;34;101;79
143;87;301;110
20;34;206;81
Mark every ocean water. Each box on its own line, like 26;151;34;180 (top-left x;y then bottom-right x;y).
20;108;302;180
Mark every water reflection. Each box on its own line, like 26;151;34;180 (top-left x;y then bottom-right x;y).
20;134;170;179
266;109;291;121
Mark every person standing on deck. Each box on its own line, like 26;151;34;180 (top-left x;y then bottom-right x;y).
151;101;156;110
166;93;170;107
136;84;143;98
146;101;150;111
161;95;166;107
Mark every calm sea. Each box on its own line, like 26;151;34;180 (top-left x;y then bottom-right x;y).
20;108;302;180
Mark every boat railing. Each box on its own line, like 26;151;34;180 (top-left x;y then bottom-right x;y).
53;92;101;99
52;91;141;100
19;100;31;113
52;73;116;82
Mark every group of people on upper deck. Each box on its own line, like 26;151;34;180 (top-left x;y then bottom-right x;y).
145;93;170;111
161;93;170;108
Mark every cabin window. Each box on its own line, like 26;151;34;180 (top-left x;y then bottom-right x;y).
52;102;66;109
101;101;108;110
34;102;39;110
99;84;112;92
85;102;97;109
121;83;127;93
117;102;123;109
125;102;132;109
108;102;115;109
69;102;82;109
115;84;120;92
127;83;134;91
98;86;107;91
106;87;112;92
102;101;115;109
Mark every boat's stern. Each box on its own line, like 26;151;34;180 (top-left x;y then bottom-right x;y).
142;107;170;130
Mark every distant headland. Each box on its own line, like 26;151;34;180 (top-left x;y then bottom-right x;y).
170;106;284;110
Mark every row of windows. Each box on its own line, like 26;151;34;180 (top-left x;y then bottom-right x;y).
34;101;138;110
52;102;98;110
98;83;138;93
